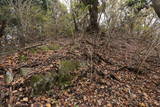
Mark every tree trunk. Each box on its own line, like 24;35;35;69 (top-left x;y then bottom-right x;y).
88;0;99;32
0;20;7;38
81;0;99;33
152;0;160;18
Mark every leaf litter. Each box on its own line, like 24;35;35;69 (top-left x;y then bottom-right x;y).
0;37;160;106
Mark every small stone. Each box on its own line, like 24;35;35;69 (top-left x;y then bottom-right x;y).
4;71;13;84
20;68;32;76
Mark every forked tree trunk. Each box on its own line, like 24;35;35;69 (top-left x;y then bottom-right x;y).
152;0;160;18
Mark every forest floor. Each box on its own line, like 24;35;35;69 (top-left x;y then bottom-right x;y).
0;34;160;106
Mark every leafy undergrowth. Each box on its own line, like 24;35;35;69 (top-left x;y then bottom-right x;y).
0;36;160;106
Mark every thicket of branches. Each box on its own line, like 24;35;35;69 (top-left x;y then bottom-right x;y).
0;0;160;52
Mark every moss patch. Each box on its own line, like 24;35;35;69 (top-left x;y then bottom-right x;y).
19;54;28;62
28;48;39;54
29;72;56;96
39;45;50;51
48;44;60;50
57;60;80;88
28;60;80;96
39;43;60;51
59;60;79;73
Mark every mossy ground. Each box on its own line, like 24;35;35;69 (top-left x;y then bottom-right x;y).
29;60;80;95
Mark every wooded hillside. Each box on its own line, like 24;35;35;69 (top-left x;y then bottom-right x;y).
0;0;160;106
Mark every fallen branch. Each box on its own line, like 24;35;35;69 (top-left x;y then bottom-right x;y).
84;51;145;74
0;38;55;60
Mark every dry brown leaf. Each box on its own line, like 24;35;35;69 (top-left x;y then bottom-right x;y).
45;103;51;107
138;103;146;107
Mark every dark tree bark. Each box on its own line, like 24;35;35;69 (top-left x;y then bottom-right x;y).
81;0;99;33
152;0;160;18
0;20;7;38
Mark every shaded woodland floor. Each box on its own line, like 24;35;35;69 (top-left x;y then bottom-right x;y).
0;34;160;106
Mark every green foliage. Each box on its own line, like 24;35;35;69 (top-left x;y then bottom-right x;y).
59;60;79;73
30;74;48;95
56;72;73;88
29;48;39;54
0;6;10;21
70;1;90;31
126;0;147;6
39;44;60;51
56;60;79;88
30;74;44;86
126;0;148;12
29;60;80;95
74;105;79;107
48;44;60;50
29;71;60;96
39;45;50;51
0;0;50;39
19;55;28;62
